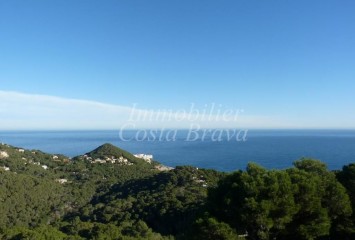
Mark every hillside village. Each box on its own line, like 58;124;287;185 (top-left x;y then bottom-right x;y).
0;142;207;190
78;153;154;165
1;142;353;239
1;146;47;171
0;143;203;189
0;143;174;175
1;142;156;168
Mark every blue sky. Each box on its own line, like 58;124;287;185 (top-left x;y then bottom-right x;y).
0;0;354;129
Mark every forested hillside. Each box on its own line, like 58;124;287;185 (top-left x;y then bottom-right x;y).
0;143;354;239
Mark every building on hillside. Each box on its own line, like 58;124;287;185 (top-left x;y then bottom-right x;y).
134;154;153;163
0;166;10;171
0;151;9;159
55;179;68;184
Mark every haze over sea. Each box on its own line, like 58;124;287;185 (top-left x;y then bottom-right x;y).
1;130;354;172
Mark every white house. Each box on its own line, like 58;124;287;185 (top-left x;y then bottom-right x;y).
55;179;68;184
155;165;174;171
134;154;153;164
1;166;10;171
42;165;48;170
18;149;25;153
0;151;9;159
93;159;106;164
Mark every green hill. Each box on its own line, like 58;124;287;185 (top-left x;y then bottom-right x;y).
0;143;354;239
85;143;143;164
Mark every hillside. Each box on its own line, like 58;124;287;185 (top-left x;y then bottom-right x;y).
0;143;224;239
82;143;145;164
0;143;163;234
0;143;354;239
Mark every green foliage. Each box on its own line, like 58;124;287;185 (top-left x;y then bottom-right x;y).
0;171;67;228
207;159;353;240
1;225;69;240
77;166;224;236
208;163;298;239
0;143;164;239
0;143;354;240
337;163;355;206
336;163;355;238
187;217;241;240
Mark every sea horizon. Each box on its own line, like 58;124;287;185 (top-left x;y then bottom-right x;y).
1;129;354;172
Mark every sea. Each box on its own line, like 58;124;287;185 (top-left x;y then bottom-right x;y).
1;129;355;172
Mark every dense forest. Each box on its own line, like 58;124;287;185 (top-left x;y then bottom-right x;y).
0;143;354;239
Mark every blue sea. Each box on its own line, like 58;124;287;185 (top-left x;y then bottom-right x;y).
1;130;355;172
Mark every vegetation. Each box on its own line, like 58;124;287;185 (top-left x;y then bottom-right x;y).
0;143;354;239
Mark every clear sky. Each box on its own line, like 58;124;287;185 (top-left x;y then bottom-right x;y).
0;0;354;129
